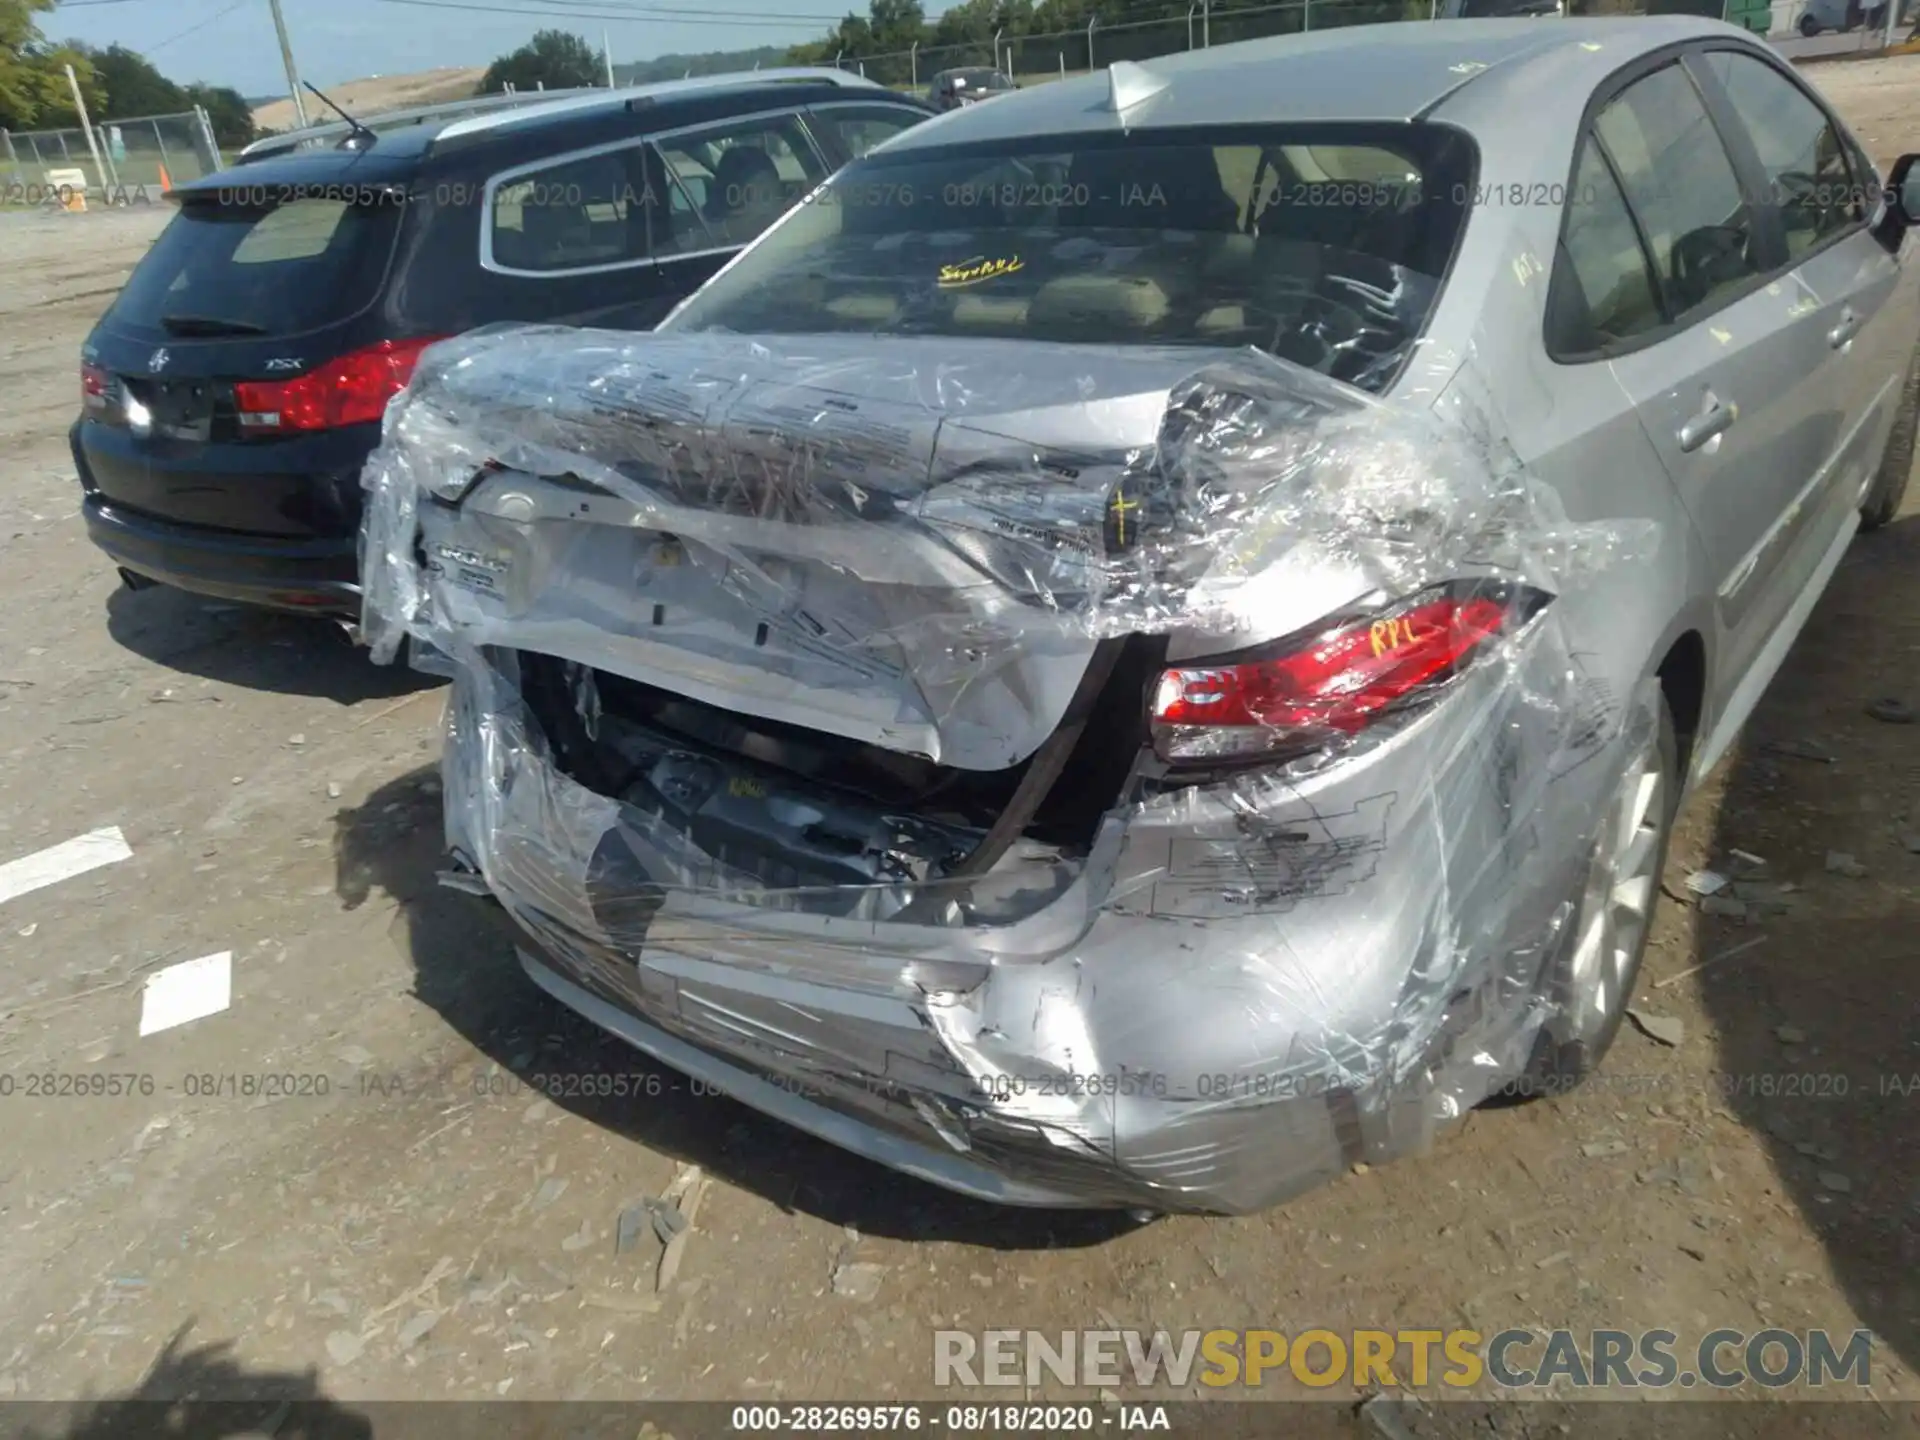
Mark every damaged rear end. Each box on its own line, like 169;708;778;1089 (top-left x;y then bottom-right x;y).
362;327;1652;1213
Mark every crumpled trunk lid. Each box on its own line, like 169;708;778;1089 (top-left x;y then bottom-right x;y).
394;331;1256;770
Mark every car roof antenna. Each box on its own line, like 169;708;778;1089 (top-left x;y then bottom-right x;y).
303;81;376;145
1104;61;1168;122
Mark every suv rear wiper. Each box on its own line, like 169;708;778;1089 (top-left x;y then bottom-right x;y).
160;314;269;336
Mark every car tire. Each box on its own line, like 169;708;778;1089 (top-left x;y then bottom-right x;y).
1504;693;1681;1101
1799;12;1821;33
1861;339;1920;531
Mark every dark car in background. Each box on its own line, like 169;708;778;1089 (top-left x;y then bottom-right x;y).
930;67;1016;112
73;70;932;620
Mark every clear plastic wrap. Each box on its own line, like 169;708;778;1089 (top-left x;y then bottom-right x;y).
363;327;1662;1214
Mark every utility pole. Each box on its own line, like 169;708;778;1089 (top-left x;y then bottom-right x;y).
603;30;616;87
269;0;309;129
64;64;109;193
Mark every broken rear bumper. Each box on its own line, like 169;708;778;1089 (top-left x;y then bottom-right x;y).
446;657;1592;1215
362;329;1661;1214
517;946;1131;1208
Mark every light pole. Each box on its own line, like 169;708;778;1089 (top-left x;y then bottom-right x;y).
1086;15;1098;70
64;64;109;193
268;0;309;129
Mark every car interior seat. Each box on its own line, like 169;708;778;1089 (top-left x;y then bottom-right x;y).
1065;145;1239;233
512;196;600;269
705;147;788;247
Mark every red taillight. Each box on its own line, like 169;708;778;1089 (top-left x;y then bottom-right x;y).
234;336;444;434
81;362;111;411
1149;586;1539;764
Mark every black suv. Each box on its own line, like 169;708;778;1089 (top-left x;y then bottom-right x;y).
75;71;932;619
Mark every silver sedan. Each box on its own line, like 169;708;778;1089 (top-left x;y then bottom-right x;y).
366;17;1920;1213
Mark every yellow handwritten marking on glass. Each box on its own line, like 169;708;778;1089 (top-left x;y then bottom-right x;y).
1109;487;1141;547
937;256;1025;288
1369;616;1421;657
727;776;768;799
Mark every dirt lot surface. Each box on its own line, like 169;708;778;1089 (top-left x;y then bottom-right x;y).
2;55;1919;1439
250;68;487;134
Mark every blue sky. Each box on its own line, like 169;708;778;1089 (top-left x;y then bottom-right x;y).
47;0;858;96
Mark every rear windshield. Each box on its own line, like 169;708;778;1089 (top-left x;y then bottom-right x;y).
108;190;405;338
665;123;1475;390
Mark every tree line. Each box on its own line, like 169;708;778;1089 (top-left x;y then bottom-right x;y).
0;0;254;146
481;29;795;92
480;0;1428;101
782;0;1426;82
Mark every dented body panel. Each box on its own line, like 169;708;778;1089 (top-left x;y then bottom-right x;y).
367;326;1655;1212
354;17;1912;1209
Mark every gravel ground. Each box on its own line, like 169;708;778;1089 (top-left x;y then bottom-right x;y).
0;57;1916;1437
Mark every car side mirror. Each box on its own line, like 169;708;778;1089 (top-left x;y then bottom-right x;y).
1873;153;1920;251
1896;155;1920;226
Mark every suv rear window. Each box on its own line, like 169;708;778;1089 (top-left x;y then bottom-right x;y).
665;124;1474;390
109;191;405;338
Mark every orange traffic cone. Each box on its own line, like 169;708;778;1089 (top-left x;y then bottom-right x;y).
157;163;172;194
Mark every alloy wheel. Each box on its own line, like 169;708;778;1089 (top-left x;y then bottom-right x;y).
1561;733;1664;1050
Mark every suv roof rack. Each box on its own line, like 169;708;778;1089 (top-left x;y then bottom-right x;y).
433;68;886;140
239;67;886;162
237;88;602;162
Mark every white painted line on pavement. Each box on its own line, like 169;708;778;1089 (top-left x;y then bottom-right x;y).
0;826;132;908
138;951;232;1037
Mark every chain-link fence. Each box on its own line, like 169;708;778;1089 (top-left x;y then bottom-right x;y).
827;1;1618;91
1;108;222;198
830;2;1410;89
830;0;1915;92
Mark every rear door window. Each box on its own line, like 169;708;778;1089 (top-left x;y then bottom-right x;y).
487;146;654;275
1592;63;1763;319
108;191;403;337
1557;139;1663;350
653;112;830;253
1697;49;1863;257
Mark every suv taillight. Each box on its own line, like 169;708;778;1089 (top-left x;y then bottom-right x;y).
81;362;112;412
1148;582;1548;765
234;336;444;434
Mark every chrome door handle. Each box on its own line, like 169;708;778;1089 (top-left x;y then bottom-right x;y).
1828;307;1862;349
1677;395;1738;453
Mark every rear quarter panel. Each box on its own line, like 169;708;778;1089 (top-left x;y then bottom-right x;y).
1412;53;1722;771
